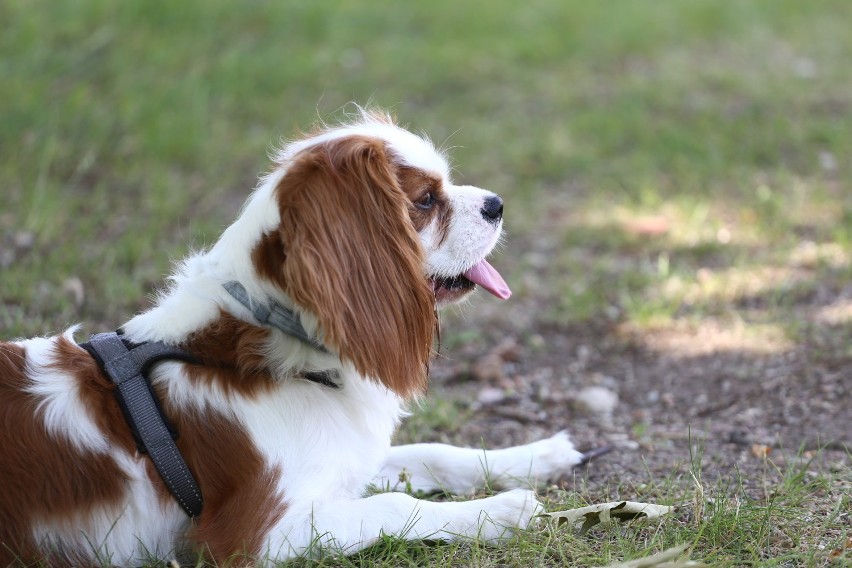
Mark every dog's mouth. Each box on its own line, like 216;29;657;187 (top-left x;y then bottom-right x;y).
430;259;511;303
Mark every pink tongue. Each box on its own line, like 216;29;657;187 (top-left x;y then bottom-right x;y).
463;259;512;300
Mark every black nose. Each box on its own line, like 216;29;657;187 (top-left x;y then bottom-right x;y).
481;195;504;223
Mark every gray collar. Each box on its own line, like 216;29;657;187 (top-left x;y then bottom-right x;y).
223;281;328;353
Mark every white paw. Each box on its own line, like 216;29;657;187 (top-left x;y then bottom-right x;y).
529;430;585;478
494;431;584;489
476;489;544;541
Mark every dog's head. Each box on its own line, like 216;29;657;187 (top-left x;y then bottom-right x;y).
250;111;509;397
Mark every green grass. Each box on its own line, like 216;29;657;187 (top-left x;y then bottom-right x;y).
3;0;851;337
2;0;851;565
274;456;851;567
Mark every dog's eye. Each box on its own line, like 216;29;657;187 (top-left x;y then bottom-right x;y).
415;192;436;210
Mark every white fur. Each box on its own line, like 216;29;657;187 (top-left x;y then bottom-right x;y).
375;431;584;495
8;113;584;564
423;184;506;278
23;329;109;454
32;457;184;565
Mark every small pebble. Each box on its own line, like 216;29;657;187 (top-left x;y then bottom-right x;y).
477;387;506;405
13;231;35;250
573;386;619;416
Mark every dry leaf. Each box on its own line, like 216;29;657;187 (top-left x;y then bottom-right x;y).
542;501;675;535
750;444;771;459
471;337;520;382
471;352;505;382
602;544;709;568
829;536;852;560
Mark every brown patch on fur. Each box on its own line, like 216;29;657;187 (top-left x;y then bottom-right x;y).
252;230;288;287
396;166;450;241
265;135;436;398
159;322;287;562
0;339;129;567
181;311;278;398
49;337;139;455
0;334;285;565
431;191;453;247
166;405;285;565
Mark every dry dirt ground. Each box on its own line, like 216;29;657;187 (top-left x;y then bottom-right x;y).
416;270;851;503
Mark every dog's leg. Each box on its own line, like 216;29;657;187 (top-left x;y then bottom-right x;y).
374;431;583;494
266;489;542;560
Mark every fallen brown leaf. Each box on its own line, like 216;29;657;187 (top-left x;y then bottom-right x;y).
829;536;852;560
750;444;772;459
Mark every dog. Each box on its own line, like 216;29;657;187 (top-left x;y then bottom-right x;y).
0;110;584;566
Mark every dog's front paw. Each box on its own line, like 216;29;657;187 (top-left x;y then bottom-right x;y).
528;430;585;480
476;489;543;541
494;431;584;489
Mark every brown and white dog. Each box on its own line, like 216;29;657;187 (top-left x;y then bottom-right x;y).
0;110;583;566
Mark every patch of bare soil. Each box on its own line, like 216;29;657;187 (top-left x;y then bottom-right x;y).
427;289;851;501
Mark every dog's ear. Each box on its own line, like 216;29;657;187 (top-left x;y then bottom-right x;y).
272;135;434;398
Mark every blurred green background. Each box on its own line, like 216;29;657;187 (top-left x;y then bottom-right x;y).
2;0;850;343
2;2;852;564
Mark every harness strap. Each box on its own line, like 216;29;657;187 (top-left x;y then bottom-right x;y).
223;281;328;353
82;332;204;518
223;281;341;388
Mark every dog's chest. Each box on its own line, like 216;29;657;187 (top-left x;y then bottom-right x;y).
237;375;405;499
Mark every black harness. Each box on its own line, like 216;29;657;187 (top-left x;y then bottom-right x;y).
80;332;204;518
80;282;338;518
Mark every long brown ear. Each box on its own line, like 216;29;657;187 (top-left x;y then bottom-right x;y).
274;135;435;398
